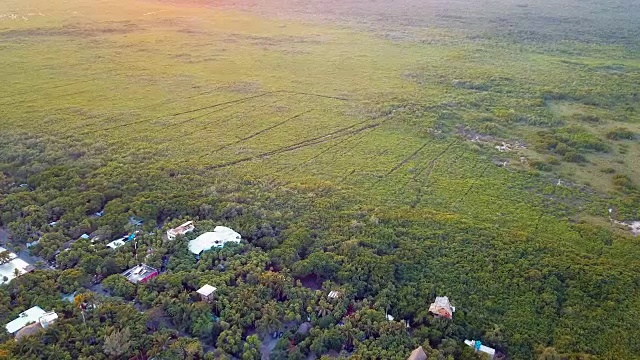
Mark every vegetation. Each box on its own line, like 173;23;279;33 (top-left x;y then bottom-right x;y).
0;0;639;359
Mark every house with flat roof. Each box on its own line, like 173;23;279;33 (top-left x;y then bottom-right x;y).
188;226;241;255
464;340;495;359
0;247;33;285
167;221;195;240
122;264;159;284
106;236;128;250
5;306;51;335
196;284;217;302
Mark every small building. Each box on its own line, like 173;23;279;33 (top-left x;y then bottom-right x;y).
167;221;195;240
80;234;90;240
188;226;241;255
196;284;217;302
39;312;58;328
407;346;428;360
328;291;341;299
428;296;455;319
464;340;495;359
0;247;33;285
5;306;47;335
122;264;159;284
106;236;128;250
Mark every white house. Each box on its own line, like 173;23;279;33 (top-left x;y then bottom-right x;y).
188;226;241;255
167;221;195;240
464;340;496;359
5;306;47;334
106;236;128;250
0;247;33;285
196;284;217;302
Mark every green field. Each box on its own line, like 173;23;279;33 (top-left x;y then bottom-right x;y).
0;0;639;359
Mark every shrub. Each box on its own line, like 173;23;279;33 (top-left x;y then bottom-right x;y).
563;152;587;163
606;128;635;140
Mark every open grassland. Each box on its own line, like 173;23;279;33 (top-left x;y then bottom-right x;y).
1;0;639;358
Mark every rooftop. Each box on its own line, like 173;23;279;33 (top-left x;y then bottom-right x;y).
0;247;32;285
464;340;496;359
167;221;195;240
188;226;241;255
407;346;428;360
428;296;455;319
122;264;159;284
196;284;217;297
5;306;46;334
106;236;128;249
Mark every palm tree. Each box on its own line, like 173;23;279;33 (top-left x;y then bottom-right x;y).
315;298;332;317
256;302;282;335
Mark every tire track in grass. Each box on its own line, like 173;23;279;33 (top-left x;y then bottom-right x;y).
287;124;374;173
65;88;224;132
410;139;459;208
176;96;289;140
205;122;380;170
452;163;491;210
211;109;314;154
0;77;103;103
76;90;350;136
77;91;279;135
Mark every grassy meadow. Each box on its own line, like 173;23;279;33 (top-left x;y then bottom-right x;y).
0;0;639;358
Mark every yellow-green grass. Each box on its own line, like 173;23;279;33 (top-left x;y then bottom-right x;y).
0;0;638;237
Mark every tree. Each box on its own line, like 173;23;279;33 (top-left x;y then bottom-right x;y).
0;250;12;265
241;335;261;360
256;302;282;336
103;327;131;359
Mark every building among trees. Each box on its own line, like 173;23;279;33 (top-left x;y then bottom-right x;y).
428;296;455;319
464;340;496;359
196;284;217;302
121;264;159;284
167;221;195;240
407;346;428;360
5;306;57;337
188;226;241;255
0;246;33;285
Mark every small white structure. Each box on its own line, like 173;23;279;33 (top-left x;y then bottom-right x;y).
464;340;495;359
0;247;33;285
328;291;341;299
38;311;58;328
188;226;241;255
106;236;128;250
429;296;455;319
5;306;47;334
167;221;195;240
196;284;217;302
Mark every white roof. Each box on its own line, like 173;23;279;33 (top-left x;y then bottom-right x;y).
464;340;496;359
5;306;46;334
39;312;58;328
106;237;127;249
196;284;217;296
188;226;241;254
328;291;341;299
0;247;31;285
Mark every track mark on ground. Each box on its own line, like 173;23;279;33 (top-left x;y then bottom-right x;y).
212;110;314;153
410;140;459;208
205;122;380;170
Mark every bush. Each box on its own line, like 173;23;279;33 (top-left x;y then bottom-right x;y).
563;152;587;163
606;128;635;140
531;161;552;172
